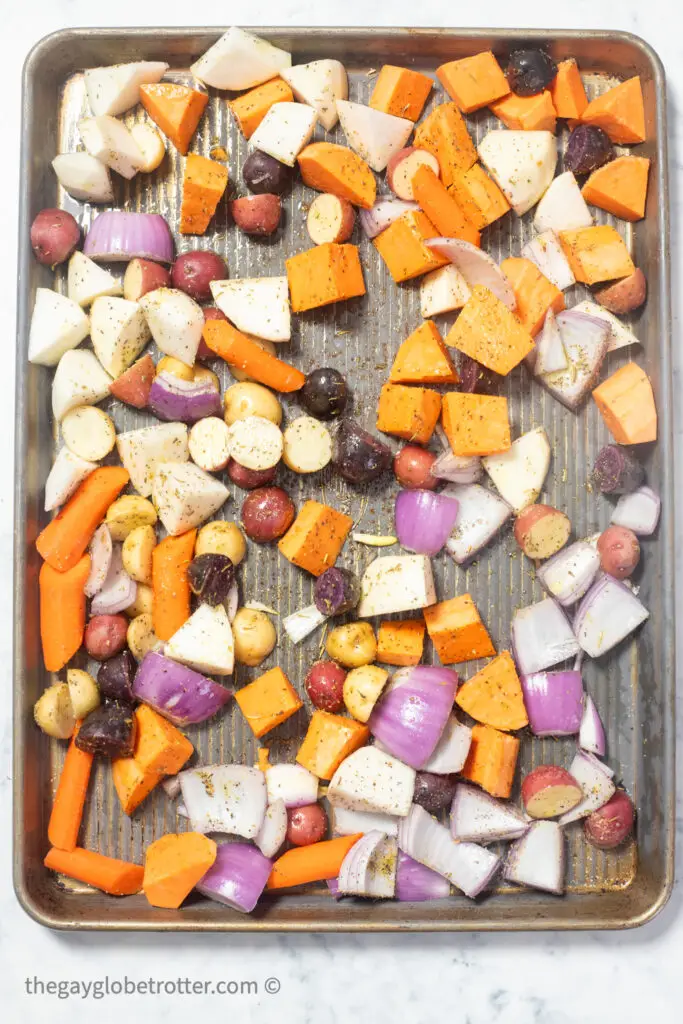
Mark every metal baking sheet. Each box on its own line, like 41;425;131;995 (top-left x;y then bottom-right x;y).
14;27;675;931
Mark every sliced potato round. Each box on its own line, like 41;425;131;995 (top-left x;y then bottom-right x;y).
224;381;282;426
34;683;76;739
66;668;100;719
189;416;231;473
227;415;283;471
105;494;158;541
283;416;332;473
61;405;116;461
125;581;154;618
195;520;246;565
122;523;156;584
230;337;277;383
127;612;161;662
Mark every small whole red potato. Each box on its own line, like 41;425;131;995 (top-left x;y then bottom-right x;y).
306;193;356;245
594;268;647;315
241;486;295;543
30;208;80;266
597;525;640;579
522;765;584;819
171;250;227;302
386;147;440;201
514;504;571;560
393;445;438;490
305;660;346;712
584;791;635;849
84;614;129;661
123;257;171;301
231;194;282;236
286;803;328;847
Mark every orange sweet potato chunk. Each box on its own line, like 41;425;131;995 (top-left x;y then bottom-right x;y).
286;243;365;312
444;284;535;374
411;164;481;247
180;154;228;235
373;210;448;282
461;724;519;798
581;156;650;222
441;392;511;456
449;165;511;229
298;142;376;208
436;52;510;113
370;65;433;121
389;320;459;385
592;362;657;445
423;593;496;665
580;76;646;144
500;257;565;337
235;667;303;738
414;103;478;186
455;651;528;731
490;91;557;132
377;619;426;667
278;501;353;577
558;226;635;285
230;78;294;138
296;711;369;780
139;83;208;155
376;383;442;444
549;59;588;119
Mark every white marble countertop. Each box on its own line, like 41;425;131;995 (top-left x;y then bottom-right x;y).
2;3;681;1022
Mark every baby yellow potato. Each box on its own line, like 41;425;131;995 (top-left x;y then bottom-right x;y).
127;613;161;662
106;495;158;541
326;621;377;668
194;365;220;390
125;582;154;618
122;524;156;584
343;664;389;723
232;608;276;666
195;520;246;565
33;683;76;740
66;669;100;719
157;355;194;381
224;381;283;427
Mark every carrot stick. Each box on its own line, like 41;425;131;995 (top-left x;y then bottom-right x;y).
266;833;363;889
36;466;129;572
203;320;306;392
44;846;145;896
47;723;93;851
152;530;196;641
39;555;91;672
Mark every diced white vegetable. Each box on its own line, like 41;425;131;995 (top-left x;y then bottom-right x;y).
61;406;116;462
210;277;290;342
443;483;512;565
328;746;416;817
188;417;231;473
165;603;234;675
44;447;97;511
52;348;113;421
283;604;327;644
249;102;316;167
254;799;287;858
152;461;229;535
483;427;551;515
357;555;436;617
504;820;565;895
571;299;640;353
611;487;661;536
84;61;168;117
533;170;593;233
139;287;204;366
129;122;166;173
117;422;189;497
330;805;399;837
78;116;145;179
281;59;348;130
478;130;557;216
226;416;283;471
336;99;413;172
266;764;319;807
67;251;122;307
420;717;472;774
52;153;113;203
420;264;471;318
282;416;332;473
179;765;266;839
28;288;90;366
532;309;567;376
90;296;151;378
522;230;576;291
191;27;291;91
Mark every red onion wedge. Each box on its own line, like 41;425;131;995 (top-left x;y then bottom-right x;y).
369;666;459;770
432;450;483;485
148;371;222;424
522;231;575;292
537;541;601;607
254;799;287;858
420;716;471;774
574;575;649;658
179;764;267;838
504;820;565;895
90;545;136;614
398;803;501;899
337;830;398;898
443;483;512;565
359;197;420;239
512;599;580;675
558;750;615;825
450;783;529;844
84;211;174;263
396;851;450;901
425;237;516;310
225;582;239;623
611;486;661;536
197;842;272;913
520;670;584;737
330;805;399;837
579;695;606;757
265;763;319;808
536;310;610;411
84;523;113;598
533;308;567;375
134;650;232;726
394;489;460;556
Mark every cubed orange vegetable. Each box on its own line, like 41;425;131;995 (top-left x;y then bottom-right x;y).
455;651;528;731
112;706;193;816
139;83;208;155
376;382;442;444
581;155;650;222
448;164;511;229
389;320;459;385
143;832;217;909
373;210;448;282
592;362;657;445
436;52;510;112
423;593;496;665
298;142;376;208
296;710;369;780
490;90;557;132
461;724;519;798
377;619;426;666
414;103;478;186
179;154;228;235
441;392;511;456
580;76;646;144
411;164;481;246
500;257;565;337
445;284;535;374
278;500;353;577
549;59;588;119
369;65;433;121
230;78;294;138
558;226;635;285
286;243;365;312
235;667;303;738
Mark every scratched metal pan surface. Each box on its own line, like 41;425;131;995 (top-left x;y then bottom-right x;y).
14;28;674;931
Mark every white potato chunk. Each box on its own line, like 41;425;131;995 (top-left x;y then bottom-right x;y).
68;251;122;307
28;288;90;366
51;348;113;422
90;296;151;377
483;427;551;514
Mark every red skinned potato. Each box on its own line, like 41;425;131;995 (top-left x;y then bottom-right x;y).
109;354;156;409
597;525;640;579
228;460;277;490
306;194;356;245
594;268;647;315
171;250;227;302
514;504;571;560
305;660;346;712
123;258;171;302
84;614;129;661
31;208;80;266
286;804;328;846
522;765;584;819
231;194;282;236
584;791;635;849
393;446;438;490
387;147;440;201
241;486;295;543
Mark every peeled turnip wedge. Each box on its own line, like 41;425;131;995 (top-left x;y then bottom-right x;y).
330;806;399;837
478;130;557;216
44;446;97;512
482;427;551;515
191;27;291;91
165;603;235;676
571;299;640;353
425;237;515;310
611;486;661;536
117;422;189;498
78;116;145;180
450;783;529;844
443;482;512;565
91;296;151;378
533;170;593;233
336;99;413;172
249;102;316;167
558;751;616;825
84;60;168;117
537;310;610;411
359;197;420;239
28;287;90;366
211;278;291;342
254;799;287;858
67;251;122;307
52;153;113;204
420;263;471;318
281;59;348;130
327;746;415;817
573;574;649;658
579;695;606;757
522;231;576;291
357;554;436;617
51;348;113;422
532;308;567;375
139;287;204;365
283;603;327;644
504;820;565;895
265;764;319;808
179;765;267;838
337;830;398;898
152;462;229;535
